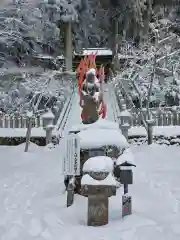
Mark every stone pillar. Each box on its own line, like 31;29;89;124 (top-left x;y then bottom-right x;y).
88;191;108;226
45;125;54;145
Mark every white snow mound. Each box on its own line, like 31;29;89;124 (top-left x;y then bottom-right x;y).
78;128;129;149
83;156;113;173
81;173;116;186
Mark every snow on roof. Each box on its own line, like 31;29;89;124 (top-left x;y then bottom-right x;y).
81;173;116;186
69;119;119;132
74;48;112;56
116;148;135;166
77;128;129;149
42;111;55;119
83;156;113;173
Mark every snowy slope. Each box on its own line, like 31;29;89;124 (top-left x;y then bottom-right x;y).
0;144;180;239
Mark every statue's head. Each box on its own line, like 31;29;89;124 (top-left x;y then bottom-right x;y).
86;68;96;83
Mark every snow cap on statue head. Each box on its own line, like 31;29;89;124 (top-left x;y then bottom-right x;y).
86;68;96;76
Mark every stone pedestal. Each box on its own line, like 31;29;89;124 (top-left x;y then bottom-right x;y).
88;194;108;226
81;184;116;226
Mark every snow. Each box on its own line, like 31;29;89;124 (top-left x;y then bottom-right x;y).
116;148;135;166
69;119;119;132
119;109;132;117
0;144;180;239
0;127;52;137
129;126;180;137
83;156;113;173
81;173;116;186
42;111;55;119
74;48;112;56
26;111;33;118
77;128;129;149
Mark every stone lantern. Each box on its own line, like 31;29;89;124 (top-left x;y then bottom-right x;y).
118;105;132;140
81;156;116;226
42;110;55;145
115;148;136;217
118;104;132;126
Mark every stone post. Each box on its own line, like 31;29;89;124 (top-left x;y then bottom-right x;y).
171;107;177;125
146;119;155;145
42;110;55;145
14;111;19;128
45;125;54;145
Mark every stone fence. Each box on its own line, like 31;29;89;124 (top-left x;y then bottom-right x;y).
0;112;42;128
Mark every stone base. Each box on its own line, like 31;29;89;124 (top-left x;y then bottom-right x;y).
87;194;108;226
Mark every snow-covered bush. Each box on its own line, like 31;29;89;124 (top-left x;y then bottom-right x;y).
0;70;73;114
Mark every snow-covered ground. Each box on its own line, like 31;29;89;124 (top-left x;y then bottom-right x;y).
0;143;180;239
